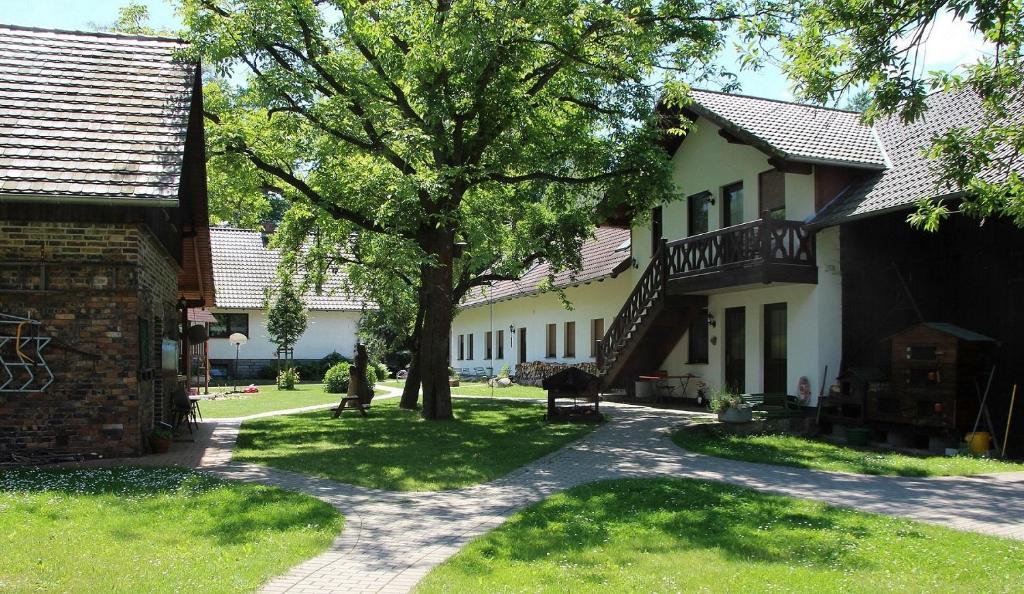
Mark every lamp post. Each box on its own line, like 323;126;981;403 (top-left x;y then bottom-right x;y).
229;332;248;393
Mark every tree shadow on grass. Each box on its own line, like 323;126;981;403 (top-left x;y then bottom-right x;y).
471;478;899;572
234;399;593;490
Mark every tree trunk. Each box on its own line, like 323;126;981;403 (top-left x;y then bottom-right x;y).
399;285;425;409
418;230;455;420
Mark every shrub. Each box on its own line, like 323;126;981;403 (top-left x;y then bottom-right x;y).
320;351;349;372
277;367;300;390
323;361;378;394
375;362;390;381
323;362;352;394
498;364;511;378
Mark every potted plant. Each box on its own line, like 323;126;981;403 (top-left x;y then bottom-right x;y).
711;391;752;423
149;422;173;454
448;366;460;387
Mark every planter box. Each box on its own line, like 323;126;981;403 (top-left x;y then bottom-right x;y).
718;407;753;423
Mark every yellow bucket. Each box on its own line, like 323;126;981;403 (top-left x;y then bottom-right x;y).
966;432;991;455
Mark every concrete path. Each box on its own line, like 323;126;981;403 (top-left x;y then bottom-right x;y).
145;392;1024;594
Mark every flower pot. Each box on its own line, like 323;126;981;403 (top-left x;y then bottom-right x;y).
718;407;752;423
150;436;172;454
449;380;460;387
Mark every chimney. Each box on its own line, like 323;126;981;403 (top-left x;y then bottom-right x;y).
260;220;276;247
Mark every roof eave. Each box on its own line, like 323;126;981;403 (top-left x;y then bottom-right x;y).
807;190;966;229
0;192;180;207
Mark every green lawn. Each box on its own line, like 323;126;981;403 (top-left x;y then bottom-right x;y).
233;398;594;491
200;383;345;418
378;379;546;399
0;466;342;594
672;428;1024;477
418;478;1024;593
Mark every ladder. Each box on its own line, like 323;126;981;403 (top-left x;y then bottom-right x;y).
0;313;54;392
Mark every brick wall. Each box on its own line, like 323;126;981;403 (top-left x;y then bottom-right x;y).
0;220;181;458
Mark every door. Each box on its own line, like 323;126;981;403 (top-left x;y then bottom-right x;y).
724;307;746;393
763;303;788;394
517;327;527;365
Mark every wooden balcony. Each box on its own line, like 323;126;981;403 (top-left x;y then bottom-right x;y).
664;214;817;294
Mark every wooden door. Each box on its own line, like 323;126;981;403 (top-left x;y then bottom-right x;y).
763;303;787;393
518;327;527;365
724;307;746;393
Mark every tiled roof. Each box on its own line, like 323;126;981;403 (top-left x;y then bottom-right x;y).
0;24;195;202
460;227;631;308
210;227;370;311
811;88;1024;226
686;89;888;169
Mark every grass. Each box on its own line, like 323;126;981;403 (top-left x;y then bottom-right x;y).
0;466;342;594
418;477;1024;593
199;383;346;418
672;427;1024;477
233;398;594;491
378;379;546;399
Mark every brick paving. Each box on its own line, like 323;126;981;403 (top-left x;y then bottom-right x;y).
129;390;1024;592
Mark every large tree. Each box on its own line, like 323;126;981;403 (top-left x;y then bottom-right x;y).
777;0;1024;228
182;0;793;419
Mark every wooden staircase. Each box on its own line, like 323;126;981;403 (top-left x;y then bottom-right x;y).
596;240;706;391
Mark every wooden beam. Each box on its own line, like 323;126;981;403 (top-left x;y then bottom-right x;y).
768;157;813;175
718;128;747;145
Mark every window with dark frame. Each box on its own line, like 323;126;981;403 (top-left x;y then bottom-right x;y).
687;191;711;236
467;333;474;360
651;205;663;253
546;323;557;358
496;330;505;359
590;318;604;357
457;334;465;360
564;321;576;358
209;313;249;338
687;309;710;364
484;331;493;360
722;181;744;228
758;169;786;219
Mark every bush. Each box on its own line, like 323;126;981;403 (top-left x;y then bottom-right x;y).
323;361;378;394
323;362;352;394
710;391;744;413
277;367;300;390
375;362;390;381
498;364;511;378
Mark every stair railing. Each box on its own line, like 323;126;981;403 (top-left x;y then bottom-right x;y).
597;239;667;373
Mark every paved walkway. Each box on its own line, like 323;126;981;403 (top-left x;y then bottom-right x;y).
134;390;1024;593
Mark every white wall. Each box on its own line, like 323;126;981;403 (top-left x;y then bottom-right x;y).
658;228;842;404
207;308;362;361
451;274;633;373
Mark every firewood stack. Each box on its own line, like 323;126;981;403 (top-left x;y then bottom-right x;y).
514;361;599;387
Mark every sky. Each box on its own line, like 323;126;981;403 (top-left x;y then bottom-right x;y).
0;0;991;104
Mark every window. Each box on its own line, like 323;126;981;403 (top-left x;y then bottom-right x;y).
209;313;249;338
467;333;475;360
564;321;576;358
546;323;557;358
484;331;493;360
590;318;604;357
651;206;663;253
496;330;505;359
722;181;744;227
457;334;465;360
687;191;710;236
687;309;709;364
759;170;786;219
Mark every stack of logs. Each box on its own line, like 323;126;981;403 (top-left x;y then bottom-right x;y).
514;361;600;387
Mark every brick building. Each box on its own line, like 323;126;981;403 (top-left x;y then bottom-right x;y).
0;25;214;457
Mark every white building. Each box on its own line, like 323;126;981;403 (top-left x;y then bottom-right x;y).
452;90;879;404
451;227;633;379
204;227;368;378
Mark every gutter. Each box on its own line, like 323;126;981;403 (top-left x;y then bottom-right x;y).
0;192;180;208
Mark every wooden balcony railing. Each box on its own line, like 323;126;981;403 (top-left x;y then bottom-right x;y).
597;214;815;378
665;213;815;279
